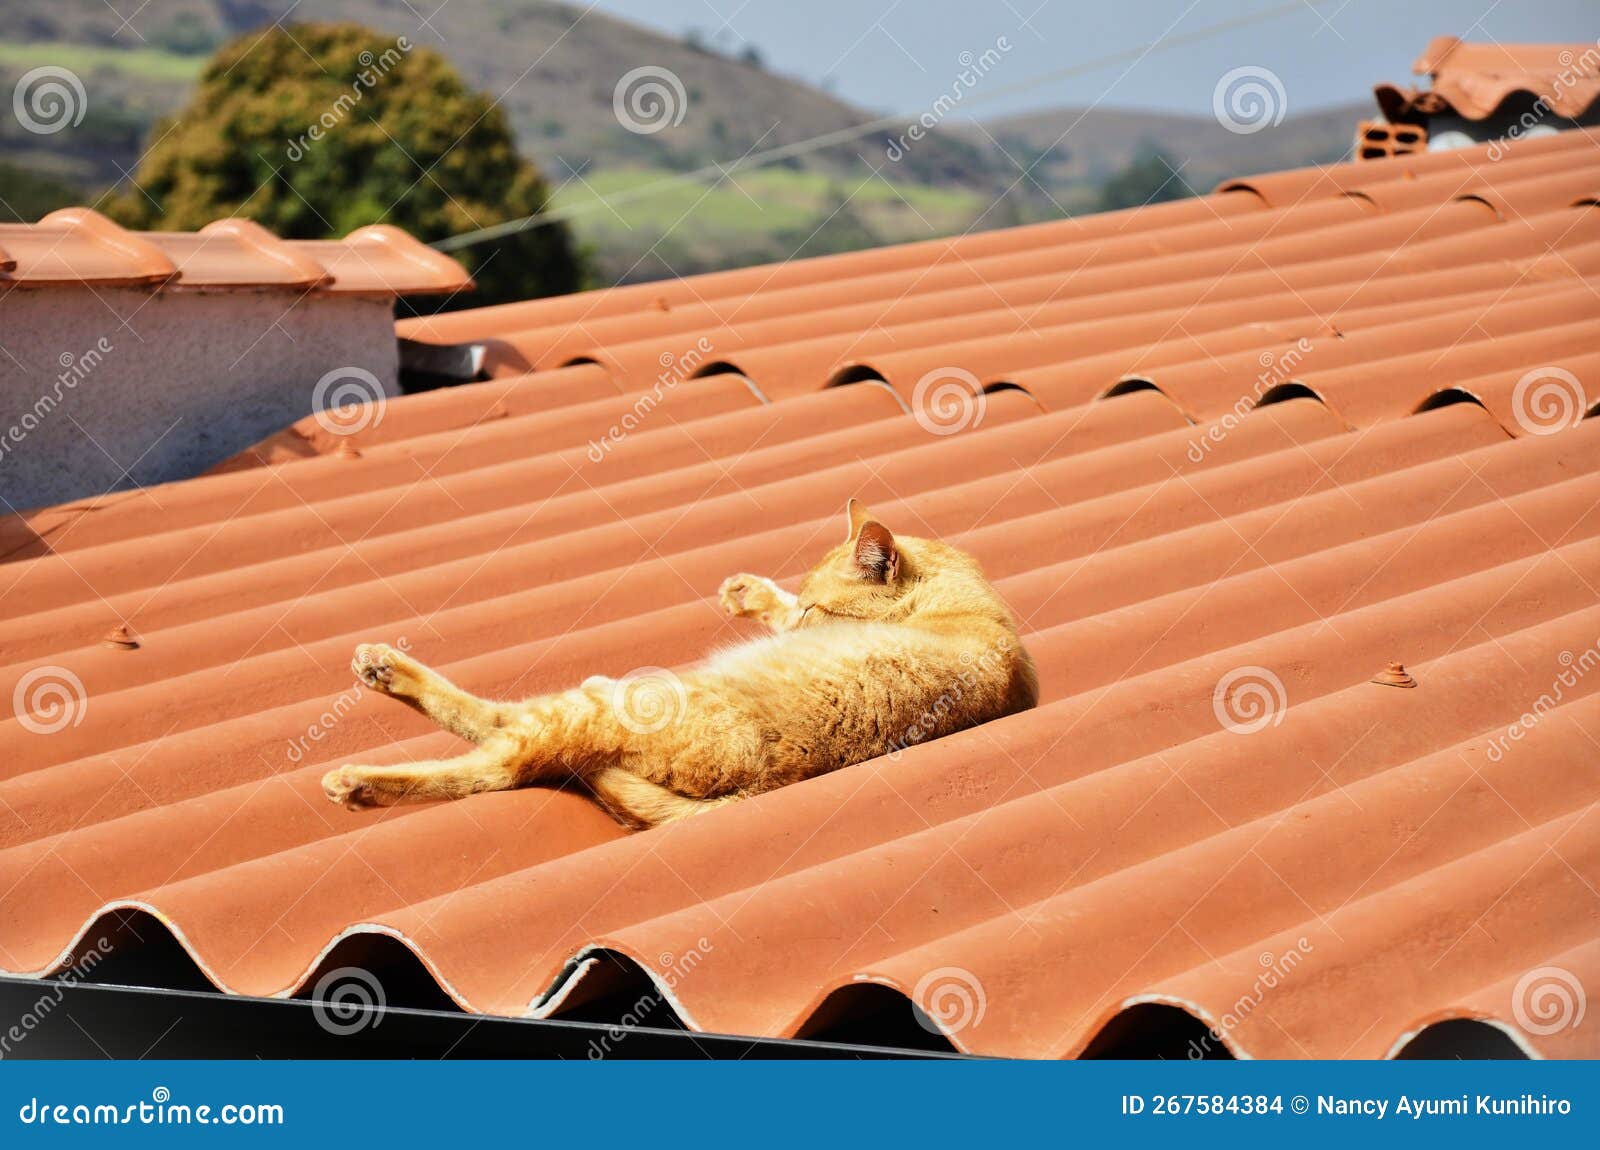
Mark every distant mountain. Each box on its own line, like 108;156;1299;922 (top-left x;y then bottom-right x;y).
0;0;1377;284
0;0;994;193
963;102;1370;195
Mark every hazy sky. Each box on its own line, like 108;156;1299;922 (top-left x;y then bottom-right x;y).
588;0;1596;119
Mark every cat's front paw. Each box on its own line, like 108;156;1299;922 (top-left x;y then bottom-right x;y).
322;766;378;810
718;573;772;618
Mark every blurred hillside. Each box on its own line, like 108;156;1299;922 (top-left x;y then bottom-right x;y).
0;0;1367;286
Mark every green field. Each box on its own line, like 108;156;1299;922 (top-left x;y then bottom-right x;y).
0;41;206;83
551;166;991;235
546;164;1049;281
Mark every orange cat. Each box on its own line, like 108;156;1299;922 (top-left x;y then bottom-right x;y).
321;501;1038;828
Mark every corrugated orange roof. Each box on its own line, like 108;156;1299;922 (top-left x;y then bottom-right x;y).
1375;35;1600;123
0;209;471;295
1;128;1597;1058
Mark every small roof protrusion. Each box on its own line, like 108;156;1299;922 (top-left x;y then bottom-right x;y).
102;624;140;651
1372;661;1417;688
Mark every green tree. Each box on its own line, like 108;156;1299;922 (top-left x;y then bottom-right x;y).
0;163;83;222
107;23;583;309
1097;147;1191;213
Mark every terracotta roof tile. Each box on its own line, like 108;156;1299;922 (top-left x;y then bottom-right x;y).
0;211;470;295
1213;125;1587;204
2;128;1598;1057
0;207;177;286
1375;35;1600;123
282;224;475;296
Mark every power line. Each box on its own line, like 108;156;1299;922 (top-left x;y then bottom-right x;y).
431;0;1329;252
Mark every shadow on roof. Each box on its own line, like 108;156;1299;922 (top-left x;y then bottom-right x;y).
1392;1018;1530;1060
795;983;962;1053
1080;1002;1237;1060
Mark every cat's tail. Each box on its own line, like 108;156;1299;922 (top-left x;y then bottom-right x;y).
586;767;738;830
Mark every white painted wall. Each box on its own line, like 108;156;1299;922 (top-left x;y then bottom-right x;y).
0;287;398;511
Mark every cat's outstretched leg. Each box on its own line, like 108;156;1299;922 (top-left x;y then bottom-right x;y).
326;675;645;811
322;738;523;809
718;574;802;632
353;643;513;743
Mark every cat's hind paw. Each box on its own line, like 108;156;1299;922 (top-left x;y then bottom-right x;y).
322;766;379;810
352;643;419;694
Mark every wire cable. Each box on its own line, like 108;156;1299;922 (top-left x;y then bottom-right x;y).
431;0;1330;251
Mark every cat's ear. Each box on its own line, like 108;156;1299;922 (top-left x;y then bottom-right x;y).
845;497;879;540
845;498;898;581
853;520;899;583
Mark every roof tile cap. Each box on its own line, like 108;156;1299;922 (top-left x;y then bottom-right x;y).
198;219;333;288
2;210;468;295
39;207;179;284
1371;662;1417;688
101;624;140;651
341;224;475;293
1414;35;1463;77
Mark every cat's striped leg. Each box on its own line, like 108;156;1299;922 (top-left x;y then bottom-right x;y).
322;679;626;809
322;738;523;809
352;643;514;743
717;573;802;632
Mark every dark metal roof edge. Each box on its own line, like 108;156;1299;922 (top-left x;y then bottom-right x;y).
0;975;963;1060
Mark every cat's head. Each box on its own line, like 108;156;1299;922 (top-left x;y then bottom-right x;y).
795;499;996;625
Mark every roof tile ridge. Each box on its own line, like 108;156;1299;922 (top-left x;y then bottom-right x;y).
336;223;476;292
37;206;178;284
196;218;332;288
1414;34;1464;79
